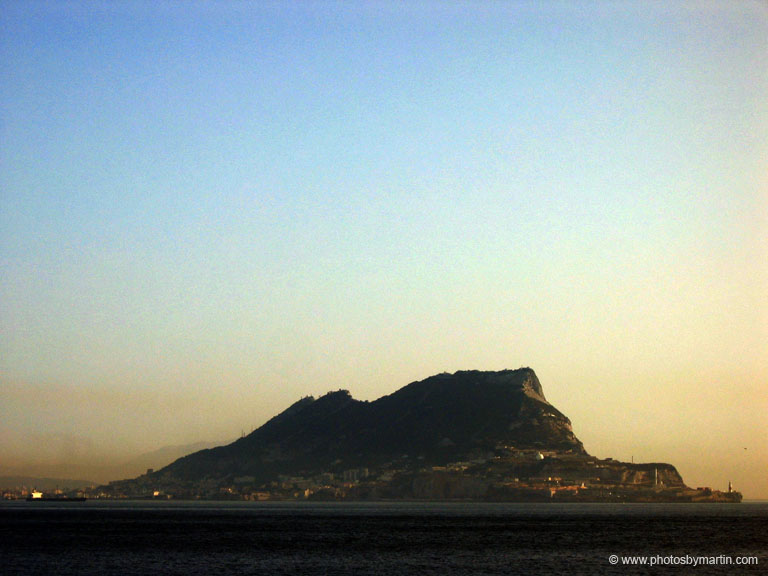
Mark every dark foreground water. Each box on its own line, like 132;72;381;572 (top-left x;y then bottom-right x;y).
1;501;766;575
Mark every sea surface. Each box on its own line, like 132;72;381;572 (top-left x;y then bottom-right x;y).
1;500;766;575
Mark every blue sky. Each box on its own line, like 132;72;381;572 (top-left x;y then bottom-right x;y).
1;1;766;495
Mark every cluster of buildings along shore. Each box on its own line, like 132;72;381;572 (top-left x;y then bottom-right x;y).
97;448;592;500
3;448;738;503
2;486;89;501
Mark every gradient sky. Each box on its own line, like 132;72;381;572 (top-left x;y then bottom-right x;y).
1;1;766;496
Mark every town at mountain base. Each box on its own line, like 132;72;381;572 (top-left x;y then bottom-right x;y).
101;368;742;502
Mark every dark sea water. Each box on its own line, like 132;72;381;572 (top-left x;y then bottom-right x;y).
1;501;766;575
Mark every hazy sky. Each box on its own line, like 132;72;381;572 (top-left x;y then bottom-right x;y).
1;1;766;496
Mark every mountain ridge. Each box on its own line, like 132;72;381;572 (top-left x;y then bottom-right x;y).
128;368;584;484
102;368;740;503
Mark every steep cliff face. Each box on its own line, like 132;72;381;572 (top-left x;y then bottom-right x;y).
612;463;685;487
158;368;585;482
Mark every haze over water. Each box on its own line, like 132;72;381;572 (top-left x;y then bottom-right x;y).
1;2;766;498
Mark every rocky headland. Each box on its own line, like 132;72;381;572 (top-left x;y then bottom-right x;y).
100;368;741;503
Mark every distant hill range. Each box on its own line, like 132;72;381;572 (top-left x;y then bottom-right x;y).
123;441;227;474
0;440;227;488
0;476;95;491
104;368;741;502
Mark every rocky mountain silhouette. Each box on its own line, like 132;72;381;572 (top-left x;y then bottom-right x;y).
104;368;741;502
154;368;584;483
